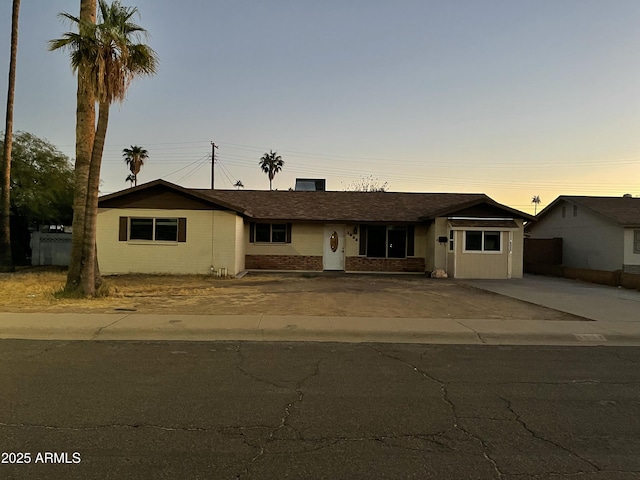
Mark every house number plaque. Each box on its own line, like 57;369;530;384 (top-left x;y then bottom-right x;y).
330;231;339;252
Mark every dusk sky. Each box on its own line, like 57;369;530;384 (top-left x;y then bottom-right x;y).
1;0;639;214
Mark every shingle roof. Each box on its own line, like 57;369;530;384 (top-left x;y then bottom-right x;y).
98;179;533;223
196;189;525;223
546;196;640;227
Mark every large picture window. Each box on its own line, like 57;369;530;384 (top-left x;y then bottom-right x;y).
250;223;292;244
119;217;186;242
464;230;501;252
360;225;414;258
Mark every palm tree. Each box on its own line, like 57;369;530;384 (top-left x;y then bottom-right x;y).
531;195;541;215
0;0;20;273
50;0;158;296
233;180;244;190
259;150;284;191
123;145;148;186
49;0;96;290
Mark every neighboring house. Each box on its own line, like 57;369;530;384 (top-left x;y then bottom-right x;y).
526;195;640;274
97;179;534;279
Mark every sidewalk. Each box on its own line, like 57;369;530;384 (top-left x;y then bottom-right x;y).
1;309;639;345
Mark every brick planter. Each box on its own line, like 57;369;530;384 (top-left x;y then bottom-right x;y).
245;255;323;271
345;257;425;273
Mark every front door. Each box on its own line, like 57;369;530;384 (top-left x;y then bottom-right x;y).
323;224;345;271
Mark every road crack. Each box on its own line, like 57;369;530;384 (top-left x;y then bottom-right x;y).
372;347;505;479
497;395;602;473
236;357;324;478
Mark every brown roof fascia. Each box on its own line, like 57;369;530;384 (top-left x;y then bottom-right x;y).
98;179;250;215
423;196;535;222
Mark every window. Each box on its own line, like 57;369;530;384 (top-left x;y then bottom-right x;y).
464;231;502;253
155;218;179;241
250;223;291;243
465;231;482;251
360;225;414;258
130;218;153;240
449;230;454;251
635;230;640;254
366;226;387;257
120;217;186;242
573;205;578;217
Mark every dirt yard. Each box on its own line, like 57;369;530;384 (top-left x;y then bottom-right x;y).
0;268;582;320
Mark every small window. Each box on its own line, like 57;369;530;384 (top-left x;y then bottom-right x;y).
271;224;287;243
464;231;502;253
155;218;178;241
635;230;640;254
253;223;289;243
465;231;483;251
128;218;181;242
130;218;154;240
484;231;501;251
255;223;271;243
562;206;566;218
573;205;578;217
449;230;454;251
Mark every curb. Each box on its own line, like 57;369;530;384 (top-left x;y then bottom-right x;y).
2;326;640;346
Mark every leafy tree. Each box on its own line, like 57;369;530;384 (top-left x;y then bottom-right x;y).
258;150;284;191
345;175;389;192
50;0;157;296
0;132;74;264
0;132;74;226
123;145;148;186
1;0;20;272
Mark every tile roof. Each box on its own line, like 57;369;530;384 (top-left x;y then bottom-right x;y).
553;196;640;227
196;189;519;222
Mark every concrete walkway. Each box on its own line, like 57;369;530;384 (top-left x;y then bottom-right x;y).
467;274;640;324
0;275;639;345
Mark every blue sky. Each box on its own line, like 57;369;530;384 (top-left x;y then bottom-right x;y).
1;0;639;213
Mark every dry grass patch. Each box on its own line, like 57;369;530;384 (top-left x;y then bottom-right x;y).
0;268;582;320
0;270;66;306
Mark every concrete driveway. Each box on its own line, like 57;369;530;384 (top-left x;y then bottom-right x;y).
466;274;640;324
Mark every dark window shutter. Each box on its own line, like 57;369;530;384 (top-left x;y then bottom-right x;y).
286;223;292;243
177;218;187;242
249;222;255;243
407;225;415;257
119;217;128;241
359;225;367;255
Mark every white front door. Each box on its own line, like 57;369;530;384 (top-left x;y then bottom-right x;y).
323;224;345;271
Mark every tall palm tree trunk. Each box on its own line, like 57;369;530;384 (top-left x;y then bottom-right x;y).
80;100;108;297
66;0;96;290
0;0;20;273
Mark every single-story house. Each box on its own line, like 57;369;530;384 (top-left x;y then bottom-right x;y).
526;195;640;274
97;179;534;279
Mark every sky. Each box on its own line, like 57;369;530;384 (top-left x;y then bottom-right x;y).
1;0;639;214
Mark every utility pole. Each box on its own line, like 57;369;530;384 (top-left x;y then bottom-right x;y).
211;142;218;189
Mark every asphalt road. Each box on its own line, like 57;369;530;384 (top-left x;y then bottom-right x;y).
1;340;640;480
